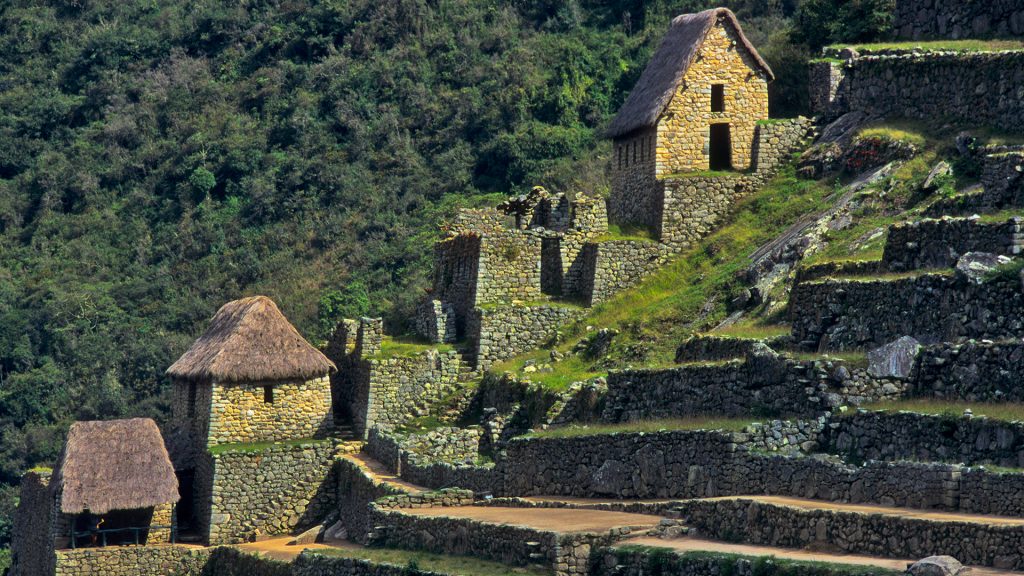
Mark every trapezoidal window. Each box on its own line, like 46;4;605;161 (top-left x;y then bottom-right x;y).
263;385;274;404
711;84;725;112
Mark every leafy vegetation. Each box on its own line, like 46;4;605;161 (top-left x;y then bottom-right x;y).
309;546;552;576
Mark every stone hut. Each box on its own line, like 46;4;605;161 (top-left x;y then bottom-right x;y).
53;418;180;548
166;295;336;450
606;7;773;230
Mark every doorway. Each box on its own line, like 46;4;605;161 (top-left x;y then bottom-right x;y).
709;124;732;171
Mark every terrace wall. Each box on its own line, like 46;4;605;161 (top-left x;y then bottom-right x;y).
893;0;1024;39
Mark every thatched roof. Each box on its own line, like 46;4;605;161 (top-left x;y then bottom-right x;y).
55;419;179;514
166;295;336;383
606;8;774;139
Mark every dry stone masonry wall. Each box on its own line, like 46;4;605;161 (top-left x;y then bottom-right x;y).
893;0;1024;39
52;546;210;576
469;303;583;369
914;340;1024;401
207;377;333;445
581;241;668;305
203;441;336;545
883;217;1023;271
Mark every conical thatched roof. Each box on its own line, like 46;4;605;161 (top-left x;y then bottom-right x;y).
55;419;179;514
606;7;774;139
167;295;336;383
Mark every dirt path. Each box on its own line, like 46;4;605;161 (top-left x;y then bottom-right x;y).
706;495;1024;526
236;536;341;561
342;452;426;493
625;536;1021;575
399;505;661;533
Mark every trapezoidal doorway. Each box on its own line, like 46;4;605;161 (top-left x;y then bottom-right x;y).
709;123;732;171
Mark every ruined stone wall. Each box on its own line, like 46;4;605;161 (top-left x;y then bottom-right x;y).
170;379;214;462
207;377;333;445
883;217;1022;271
476;232;542;304
608;128;660;233
201;547;292;576
413;300;457;344
789;273;1024;350
811;52;1024;133
292;551;454;576
825;410;1024;468
431;234;480;334
601;357;903;423
657;20;769;174
9;470;56;576
402;427;482;466
594;547;897;576
202;441;336;545
335;457;403;545
340;350;463;438
676;497;1024;570
675;334;781;362
914;340;1024;401
893;0;1024;39
469;304;583;370
53;546;210;576
924;152;1024;216
580;241;667;305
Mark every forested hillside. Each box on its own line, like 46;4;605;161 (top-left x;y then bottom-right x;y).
0;0;891;556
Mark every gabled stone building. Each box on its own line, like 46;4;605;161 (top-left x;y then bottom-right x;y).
606;8;781;242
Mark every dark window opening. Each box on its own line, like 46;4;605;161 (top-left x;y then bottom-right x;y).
263;385;274;404
711;84;725;112
617;146;622;169
709;124;732;171
632;141;637;163
187;383;197;418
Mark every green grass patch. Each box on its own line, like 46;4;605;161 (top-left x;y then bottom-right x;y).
708;323;791;340
986;257;1024;283
208;438;326;455
492;352;605;393
0;549;9;574
308;546;551;576
830;39;1024;53
394;415;448;435
858;125;927;148
28;466;53;474
476;299;584;311
595;224;657;243
523;417;759;439
861;399;1024;422
807;268;950;283
375;336;455;359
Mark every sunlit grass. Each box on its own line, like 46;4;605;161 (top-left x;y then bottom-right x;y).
595;224;657;243
376;336;455;359
861;399;1024;422
523;417;760;439
708;323;791;340
831;40;1024;53
858;126;927;148
785;350;869;369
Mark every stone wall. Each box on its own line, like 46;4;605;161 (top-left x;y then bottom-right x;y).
201;547;291;576
364;426;500;493
469;303;583;370
9;470;55;576
893;0;1024;39
883;217;1022;271
924;152;1024;216
334;457;403;545
402;427;482;466
676;497;1024;570
169;379;214;465
675;334;784;362
431;234;480;334
52;546;210;576
601;353;903;423
476;231;543;304
913;340;1024;401
413;300;457;344
789;273;1024;350
580;240;667;305
594;546;899;576
206;377;333;446
656;119;811;248
202;441;336;545
810;52;1024;133
825;410;1024;468
292;552;453;576
609;127;660;232
337;349;463;438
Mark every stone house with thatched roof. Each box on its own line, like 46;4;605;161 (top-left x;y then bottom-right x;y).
606;7;773;233
166;295;337;452
9;418;179;575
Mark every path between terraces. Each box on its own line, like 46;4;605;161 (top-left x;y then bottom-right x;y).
241;453;1024;573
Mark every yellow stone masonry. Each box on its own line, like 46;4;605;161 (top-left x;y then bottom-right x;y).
656;20;769;174
147;503;173;544
207;376;333;445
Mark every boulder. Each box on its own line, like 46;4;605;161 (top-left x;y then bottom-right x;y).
591;459;631;496
868;336;921;379
906;556;968;576
920;161;952;194
290;524;323;545
955;252;1012;285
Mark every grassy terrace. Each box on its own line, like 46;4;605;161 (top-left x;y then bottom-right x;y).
208;438;326;455
308;546;551;576
804;268;952;283
861;400;1024;422
707;323;791;340
594;223;657;243
375;336;455;359
786;350;869;368
829;39;1024;53
523;417;760;439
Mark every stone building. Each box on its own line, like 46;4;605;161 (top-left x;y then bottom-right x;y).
9;418;180;576
165;295;336;541
606;7;773;235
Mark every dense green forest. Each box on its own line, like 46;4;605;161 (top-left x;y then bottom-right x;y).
0;0;892;554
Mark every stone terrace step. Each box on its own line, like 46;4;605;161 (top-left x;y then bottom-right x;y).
673;495;1024;571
